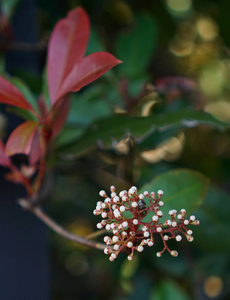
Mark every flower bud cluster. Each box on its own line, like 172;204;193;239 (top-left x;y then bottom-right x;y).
94;186;199;261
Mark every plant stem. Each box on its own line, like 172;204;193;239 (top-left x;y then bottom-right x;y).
18;200;106;251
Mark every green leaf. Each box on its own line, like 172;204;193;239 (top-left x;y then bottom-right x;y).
58;109;228;158
194;186;230;251
139;169;209;223
115;14;158;78
152;279;191;300
6;106;38;121
42;68;52;110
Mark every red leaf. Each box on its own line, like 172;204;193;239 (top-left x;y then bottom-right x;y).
29;129;42;165
0;139;11;167
0;76;34;111
47;7;89;104
5;121;39;156
57;52;122;100
50;95;71;139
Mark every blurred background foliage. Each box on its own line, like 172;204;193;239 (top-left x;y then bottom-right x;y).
1;0;230;299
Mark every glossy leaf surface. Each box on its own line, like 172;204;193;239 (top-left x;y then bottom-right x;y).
0;76;34;111
5;121;38;156
57;52;122;100
59;110;228;158
47;7;89;103
140;169;209;223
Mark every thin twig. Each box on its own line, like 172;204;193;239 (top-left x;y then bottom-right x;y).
18;199;107;251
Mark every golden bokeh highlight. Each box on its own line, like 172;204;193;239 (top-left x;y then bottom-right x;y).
166;0;192;16
204;276;223;298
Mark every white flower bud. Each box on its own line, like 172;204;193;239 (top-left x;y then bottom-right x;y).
105;197;111;204
157;227;162;232
132;202;138;208
180;208;186;215
114;244;119;251
137;245;144;252
109;256;115;261
148;240;154;247
101;203;106;209
187;235;194;242
127;241;133;248
130;231;135;236
156;252;162;257
103;236;110;243
184;219;189;225
171;250;178;257
104;247;110;254
176;235;182;242
110;223;116;229
127;254;133;261
113;196;120;203
122;221;128;228
110;185;116;192
99;190;106;197
122;196;128;202
128;188;136;195
187;229;193;235
113;229;119;235
144;191;149;197
105;224;111;230
122;231;127;236
190;215;196;222
150;192;156;198
97;223;103;229
177;214;182;220
120;205;126;212
139;194;144;199
157;211;163;217
172;221;177;227
193;220;200;225
157;190;164;196
165;220;172;226
142;226;147;231
163;235;169;241
133;219;138;225
111;252;117;259
96;205;102;211
111;192;116;198
152;215;158;222
93;210;98;215
118;224;123;229
144;231;150;237
158;201;164;207
101;212;107;218
114;211;121;218
112;236;119;243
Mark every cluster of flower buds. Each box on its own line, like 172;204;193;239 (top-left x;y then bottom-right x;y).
93;186;199;261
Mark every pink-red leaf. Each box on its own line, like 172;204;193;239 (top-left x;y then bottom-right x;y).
47;7;89;104
50;95;71;140
29;129;42;165
0;139;11;167
5;121;39;156
57;52;122;100
0;76;34;111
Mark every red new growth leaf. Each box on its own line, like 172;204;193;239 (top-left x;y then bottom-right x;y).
47;7;122;104
0;139;11;167
47;7;89;104
57;52;122;100
0;76;34;111
5;121;39;156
